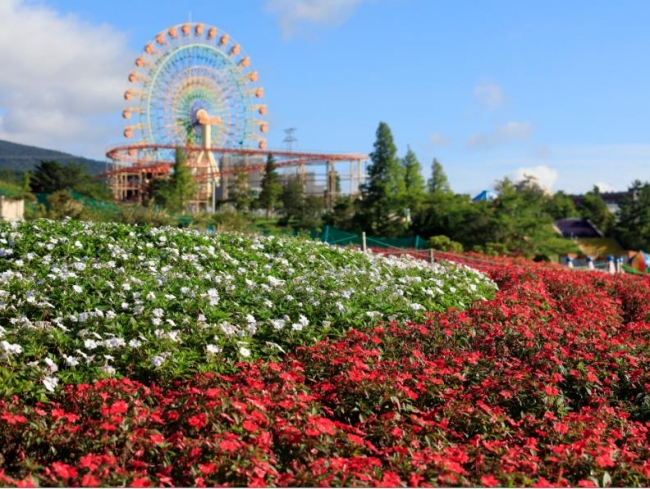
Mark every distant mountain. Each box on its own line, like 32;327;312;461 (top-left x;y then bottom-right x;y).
0;139;108;175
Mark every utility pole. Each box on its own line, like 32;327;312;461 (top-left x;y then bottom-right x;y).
283;128;297;152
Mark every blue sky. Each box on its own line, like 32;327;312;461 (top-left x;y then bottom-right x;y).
1;0;649;195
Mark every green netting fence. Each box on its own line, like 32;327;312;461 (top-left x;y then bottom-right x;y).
316;225;428;249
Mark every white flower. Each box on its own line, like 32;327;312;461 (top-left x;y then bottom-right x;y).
151;318;162;327
298;314;309;327
219;322;236;336
206;344;222;355
0;340;22;355
72;285;83;294
239;347;251;358
122;282;131;291
265;341;286;354
151;355;166;367
74;240;83;249
44;357;58;372
292;323;303;331
101;365;116;376
63;355;79;367
84;339;99;350
152;308;164;318
205;288;219;306
270;319;285;330
146;291;156;300
128;339;142;348
104;337;125;349
43;376;59;392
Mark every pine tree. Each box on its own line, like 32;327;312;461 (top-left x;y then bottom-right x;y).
402;146;426;211
579;186;614;234
169;146;197;213
280;177;304;225
360;122;407;236
258;153;283;218
614;180;650;250
229;166;252;211
428;158;451;194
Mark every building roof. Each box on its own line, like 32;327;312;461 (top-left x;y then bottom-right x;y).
574;237;624;259
472;190;498;202
554;218;603;238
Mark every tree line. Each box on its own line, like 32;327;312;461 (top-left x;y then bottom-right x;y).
12;123;650;257
320;122;650;258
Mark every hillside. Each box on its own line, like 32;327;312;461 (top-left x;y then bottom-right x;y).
0;139;107;175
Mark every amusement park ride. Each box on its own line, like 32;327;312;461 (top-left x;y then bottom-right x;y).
106;22;367;211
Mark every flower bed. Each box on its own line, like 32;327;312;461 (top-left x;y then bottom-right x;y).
1;222;650;487
0;219;495;399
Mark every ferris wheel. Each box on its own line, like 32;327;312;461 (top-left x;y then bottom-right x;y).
122;22;268;157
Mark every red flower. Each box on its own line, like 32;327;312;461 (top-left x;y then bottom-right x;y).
542;385;560;396
81;474;101;487
480;475;500;486
188;413;208;429
595;453;616;468
578;480;597;487
149;433;165;444
1;412;27;425
109;400;129;415
220;439;239;452
379;471;402;488
198;463;217;475
242;420;259;432
52;462;77;480
131;477;151;487
14;477;36;488
347;433;364;445
79;454;100;471
100;422;117;432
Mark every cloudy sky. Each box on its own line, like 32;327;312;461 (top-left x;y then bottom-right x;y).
1;0;649;195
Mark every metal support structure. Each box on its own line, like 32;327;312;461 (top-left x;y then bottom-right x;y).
361;232;367;253
105;145;368;209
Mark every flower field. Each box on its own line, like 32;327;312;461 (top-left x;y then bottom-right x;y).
1;220;650;487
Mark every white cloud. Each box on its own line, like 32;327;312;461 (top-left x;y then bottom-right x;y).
429;131;452;148
497;121;532;141
473;82;504;110
513;165;558;191
0;0;131;158
466;121;533;150
266;0;369;38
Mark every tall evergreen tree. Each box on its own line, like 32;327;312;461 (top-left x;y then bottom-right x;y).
427;158;451;194
579;186;614;234
614;180;650;250
360;122;407;236
545;190;578;220
228;166;252;211
258;153;283;218
169;146;197;213
402;146;426;211
280;177;305;226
